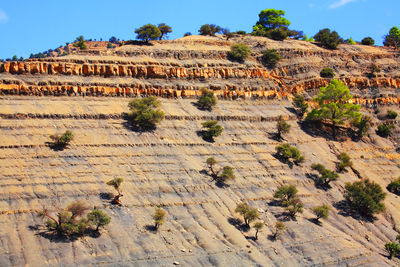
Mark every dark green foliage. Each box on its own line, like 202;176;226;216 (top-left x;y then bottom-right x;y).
311;163;339;188
158;23;172;40
235;203;259;227
384;26;400;49
87;209;111;231
275;143;304;165
50;130;74;149
338;153;353;172
221;28;234;40
184;32;192;37
261;49;281;68
351;115;371;138
377;123;394;137
276;115;291;140
312;204;330;220
199;24;222;36
235;30;247;35
387;178;400;196
285;198;304;218
196;88;217;111
153;207;166;230
314;28;342;49
361;37;375;46
128;97;165;130
344;179;386;217
320;68;335;78
252;9;298;41
12;55;18;61
200;120;223;141
228;43;251;62
387;110;398;119
306;80;361;138
135;24;161;41
73;36;87;50
293;94;308;117
273;185;298;206
385;242;400;259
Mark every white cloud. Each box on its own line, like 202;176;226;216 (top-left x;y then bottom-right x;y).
0;9;8;23
329;0;357;9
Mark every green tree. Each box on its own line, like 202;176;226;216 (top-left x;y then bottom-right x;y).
199;24;222;36
384;26;400;49
157;23;172;40
73;35;87;50
50;130;74;149
387;178;400;196
235;203;259;227
377;123;395;137
306;80;361;138
221;28;234;40
276;115;291;140
273;221;286;240
385;242;400;259
361;37;374;46
128;97;165;130
12;55;18;61
206;157;218;178
135;24;161;42
344;179;386;217
320;68;335;78
312;204;330;221
87;209;111;231
273;185;298;206
196;88;217;111
346;38;356;45
261;49;281;68
293;94;308;117
286;198;304;218
200;120;223;142
106;177;124;205
153;207;166;230
351;115;371;139
311;163;339;188
218;166;236;184
228;43;251;62
254;9;290;31
337;153;353;172
275;143;304;165
253;221;264;240
314;28;342;49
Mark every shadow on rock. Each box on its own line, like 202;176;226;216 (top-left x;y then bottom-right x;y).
145;225;158;232
99;192;113;200
227;217;250;232
333;200;377;222
298;121;350;142
45;141;66;151
307;218;322;226
272;153;294;169
196;130;215;143
305;173;331;191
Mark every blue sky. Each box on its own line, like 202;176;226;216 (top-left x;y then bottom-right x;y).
0;0;398;59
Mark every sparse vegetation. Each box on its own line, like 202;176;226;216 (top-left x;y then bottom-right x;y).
293;94;308;117
312;204;330;221
377;123;394;137
387;110;398;119
153;207;166;230
128;97;165;130
218;166;236;184
337;153;353;172
253;221;264;240
314;28;342;49
387;178;400;196
135;24;161;42
200;120;223;142
320;67;335;78
272;221;286;239
199;24;222;36
286;198;304;218
106;177;124;205
49;130;74;149
228;43;251;62
276;115;291;140
361;37;374;46
273;185;298;206
261;49;281;68
235;203;259;227
196;88;217;111
311;163;339;188
73;36;87;50
275;143;304;165
344;179;386;217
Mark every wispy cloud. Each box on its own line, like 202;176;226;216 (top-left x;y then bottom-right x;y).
0;9;8;23
329;0;357;9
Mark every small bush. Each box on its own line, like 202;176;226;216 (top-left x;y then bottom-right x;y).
50;130;74;149
228;43;251;62
361;37;375;46
206;157;218;178
387;110;398;119
73;36;87;50
273;185;298;206
344;179;386;217
285;198;304;218
128;97;165;130
253;221;264;240
106;177;124;205
312;204;330;221
261;49;281;68
311;163;339;188
218;166;236;184
153;207;166;230
387;178;400;196
293;94;308;117
196;88;217;111
272;221;286;240
275;143;304;165
320;68;335;78
200;120;223;141
276;115;291;140
236;30;247;35
346;38;356;45
385;242;400;259
377;123;394;137
107;42;113;48
337;153;353;172
87;209;111;231
235;202;259;227
183;32;192;37
351;115;371;138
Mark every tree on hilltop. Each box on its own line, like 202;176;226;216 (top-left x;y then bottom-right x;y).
135;24;161;42
384;26;400;49
199;24;222;36
158;23;172;40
